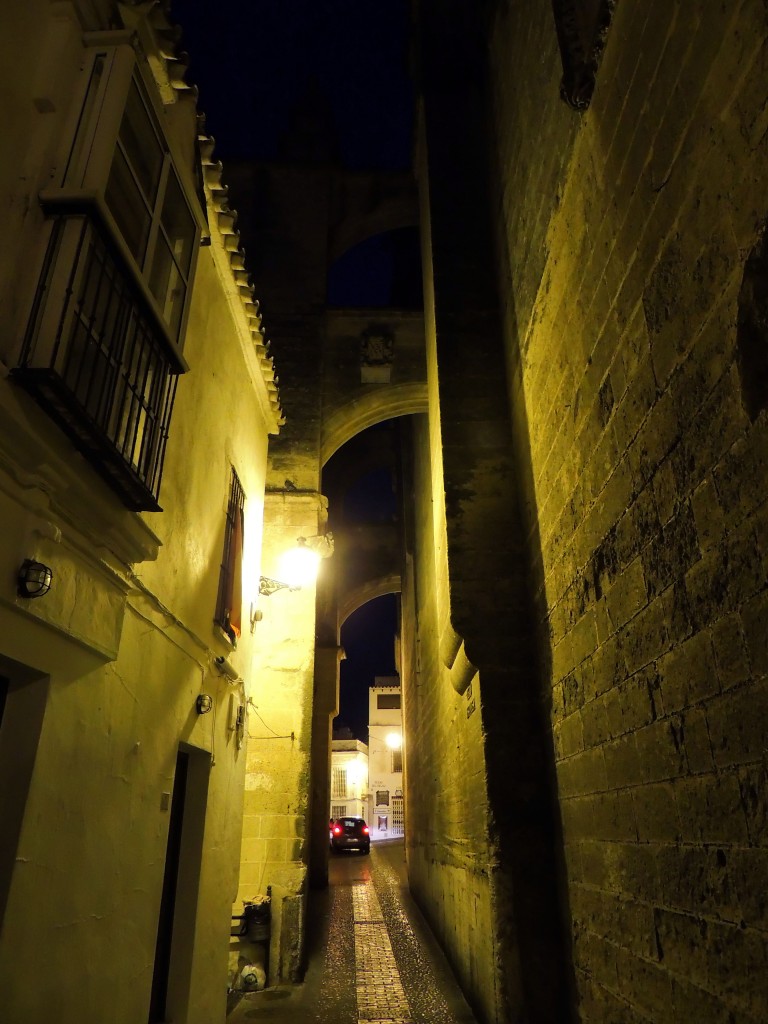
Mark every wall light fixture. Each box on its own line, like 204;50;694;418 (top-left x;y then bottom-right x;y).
259;534;334;596
17;559;53;599
196;694;213;715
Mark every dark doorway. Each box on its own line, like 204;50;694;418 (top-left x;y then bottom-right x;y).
149;751;189;1022
0;658;49;928
149;745;210;1023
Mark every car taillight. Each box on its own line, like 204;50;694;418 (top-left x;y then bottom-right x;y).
333;826;342;834
362;826;369;834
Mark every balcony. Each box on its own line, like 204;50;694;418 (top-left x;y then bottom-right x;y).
13;213;182;511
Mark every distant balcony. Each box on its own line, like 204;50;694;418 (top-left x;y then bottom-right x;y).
14;213;182;511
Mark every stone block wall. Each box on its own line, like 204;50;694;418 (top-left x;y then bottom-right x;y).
488;0;768;1019
238;491;327;983
401;415;502;1023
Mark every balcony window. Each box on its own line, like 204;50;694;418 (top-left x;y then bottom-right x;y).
15;215;178;510
12;40;203;511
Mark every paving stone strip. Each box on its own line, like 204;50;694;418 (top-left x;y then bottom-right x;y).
352;882;414;1023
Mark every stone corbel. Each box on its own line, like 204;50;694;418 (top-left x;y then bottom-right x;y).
440;620;478;696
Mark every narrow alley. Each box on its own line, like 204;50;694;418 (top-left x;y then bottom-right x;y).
3;3;768;1022
229;840;477;1024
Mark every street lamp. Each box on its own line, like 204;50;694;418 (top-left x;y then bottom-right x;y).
259;533;334;596
385;732;402;750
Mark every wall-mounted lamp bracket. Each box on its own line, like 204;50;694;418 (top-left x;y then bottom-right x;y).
258;576;299;597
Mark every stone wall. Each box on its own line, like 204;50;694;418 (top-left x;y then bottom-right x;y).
406;5;575;1019
237;490;328;983
401;415;502;1023
489;0;768;1019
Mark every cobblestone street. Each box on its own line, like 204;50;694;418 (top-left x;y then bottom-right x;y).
229;840;478;1024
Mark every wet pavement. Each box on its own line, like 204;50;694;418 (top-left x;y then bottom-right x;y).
228;838;478;1024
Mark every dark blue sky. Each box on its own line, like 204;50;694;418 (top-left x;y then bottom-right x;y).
338;594;398;742
173;3;410;742
173;0;413;168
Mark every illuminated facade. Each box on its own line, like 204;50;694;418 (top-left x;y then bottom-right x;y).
367;679;404;836
330;738;369;821
0;3;281;1021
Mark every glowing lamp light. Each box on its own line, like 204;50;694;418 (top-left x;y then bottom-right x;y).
385;732;402;750
259;533;334;596
277;538;321;589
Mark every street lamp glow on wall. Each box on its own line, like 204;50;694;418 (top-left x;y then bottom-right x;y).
385;732;402;750
259;533;334;596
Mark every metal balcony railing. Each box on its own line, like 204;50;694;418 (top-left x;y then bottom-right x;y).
14;213;180;511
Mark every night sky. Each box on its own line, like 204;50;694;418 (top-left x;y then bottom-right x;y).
172;0;413;169
173;2;412;742
339;594;398;742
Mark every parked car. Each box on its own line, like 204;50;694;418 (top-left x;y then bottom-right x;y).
330;816;370;854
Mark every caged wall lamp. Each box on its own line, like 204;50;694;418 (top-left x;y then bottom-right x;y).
17;559;53;599
259;534;334;596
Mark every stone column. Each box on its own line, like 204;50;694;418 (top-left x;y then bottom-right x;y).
308;643;344;889
238;489;328;983
414;2;575;1020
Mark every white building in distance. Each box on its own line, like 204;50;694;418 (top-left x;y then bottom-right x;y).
330;738;369;822
368;677;404;836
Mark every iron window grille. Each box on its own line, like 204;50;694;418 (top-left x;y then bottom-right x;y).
215;469;245;645
332;767;347;799
15;214;178;510
12;38;202;511
390;796;404;834
391;749;403;773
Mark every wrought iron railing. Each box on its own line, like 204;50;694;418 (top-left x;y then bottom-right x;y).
14;213;180;511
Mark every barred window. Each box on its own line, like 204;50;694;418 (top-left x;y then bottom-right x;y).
332;767;347;799
215;469;245;644
13;39;202;511
391;749;403;773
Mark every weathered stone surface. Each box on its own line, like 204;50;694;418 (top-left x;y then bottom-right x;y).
477;0;768;1017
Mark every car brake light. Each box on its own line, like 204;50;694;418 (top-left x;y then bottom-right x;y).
362;826;369;834
333;826;342;834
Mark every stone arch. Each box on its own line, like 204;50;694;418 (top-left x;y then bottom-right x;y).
329;201;419;263
320;382;428;466
328;172;419;264
338;574;402;631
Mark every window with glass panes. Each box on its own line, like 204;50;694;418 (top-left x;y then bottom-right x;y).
15;41;201;511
